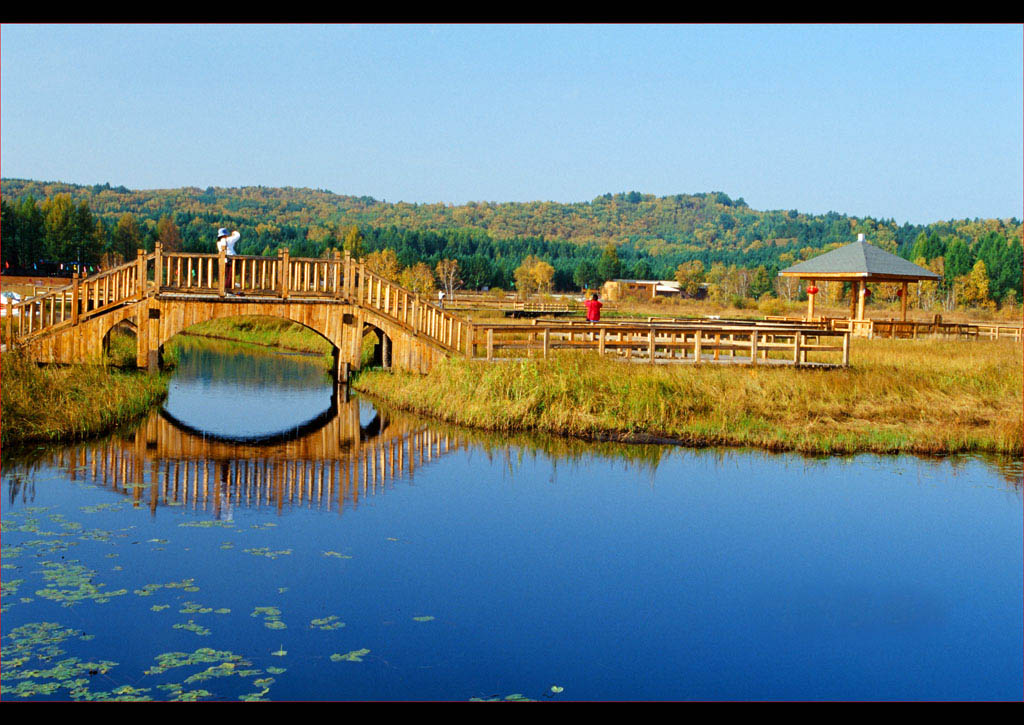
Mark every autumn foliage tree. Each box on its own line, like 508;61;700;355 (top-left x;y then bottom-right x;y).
156;215;184;252
364;248;402;279
399;262;436;296
513;255;555;297
673;259;705;297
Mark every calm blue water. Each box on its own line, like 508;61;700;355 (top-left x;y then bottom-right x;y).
2;338;1021;701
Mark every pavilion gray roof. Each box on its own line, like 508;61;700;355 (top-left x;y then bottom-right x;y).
778;240;940;280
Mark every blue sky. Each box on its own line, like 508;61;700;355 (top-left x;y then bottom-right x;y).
2;23;1021;225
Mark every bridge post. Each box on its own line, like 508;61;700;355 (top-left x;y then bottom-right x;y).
147;301;162;373
280;249;290;299
343;251;352;298
333;250;342;299
333;346;350;384
71;270;81;326
136;250;146;300
351;312;364;370
154;243;163;290
136;299;149;370
218;248;227;297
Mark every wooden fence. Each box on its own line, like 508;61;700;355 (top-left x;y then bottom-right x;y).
468;321;850;367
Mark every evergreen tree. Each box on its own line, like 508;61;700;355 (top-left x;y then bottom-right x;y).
597;243;621;282
113;213;143;263
573;259;601;291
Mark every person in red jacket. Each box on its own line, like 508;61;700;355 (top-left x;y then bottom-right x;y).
584;293;602;322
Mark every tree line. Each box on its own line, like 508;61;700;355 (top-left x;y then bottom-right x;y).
2;181;1020;311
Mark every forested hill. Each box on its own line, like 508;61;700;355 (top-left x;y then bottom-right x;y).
2;178;1021;300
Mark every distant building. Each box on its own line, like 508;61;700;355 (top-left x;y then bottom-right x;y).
601;279;684;302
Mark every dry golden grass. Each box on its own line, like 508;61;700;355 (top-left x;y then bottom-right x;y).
353;336;1022;455
1;348;170;447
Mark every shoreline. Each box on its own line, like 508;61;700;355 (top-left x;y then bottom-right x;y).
350;340;1023;458
4;325;1020;459
353;381;1022;458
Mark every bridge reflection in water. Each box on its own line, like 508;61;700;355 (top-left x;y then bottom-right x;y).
55;393;463;518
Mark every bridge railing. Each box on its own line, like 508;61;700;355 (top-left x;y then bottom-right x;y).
3;252;152;347
354;264;473;356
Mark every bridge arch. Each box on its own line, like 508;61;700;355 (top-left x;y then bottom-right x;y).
138;297;447;378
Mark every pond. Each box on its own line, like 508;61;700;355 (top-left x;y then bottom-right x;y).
2;336;1021;701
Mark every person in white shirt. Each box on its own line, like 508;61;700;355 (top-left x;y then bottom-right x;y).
217;227;240;292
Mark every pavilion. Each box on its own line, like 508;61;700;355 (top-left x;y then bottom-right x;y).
778;234;941;322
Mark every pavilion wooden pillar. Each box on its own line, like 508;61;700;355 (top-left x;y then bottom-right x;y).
806;278;816;321
849;281;860;320
900;281;908;322
856;282;867;321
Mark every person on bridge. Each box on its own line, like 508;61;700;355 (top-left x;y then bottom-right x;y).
584;293;602;323
217;228;240;292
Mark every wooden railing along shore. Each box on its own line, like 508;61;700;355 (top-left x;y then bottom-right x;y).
467;320;850;366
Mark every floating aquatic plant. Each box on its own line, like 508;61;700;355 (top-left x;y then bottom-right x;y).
330;649;370;662
244;547;293;559
252;606;286;629
309;615;345;631
34;561;128;607
173;620;212;636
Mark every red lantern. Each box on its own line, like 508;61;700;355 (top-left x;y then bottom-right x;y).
864;288;872;298
806;285;818;295
896;288;904;298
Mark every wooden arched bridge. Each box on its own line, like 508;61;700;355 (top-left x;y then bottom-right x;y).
3;245;852;372
4;245;470;378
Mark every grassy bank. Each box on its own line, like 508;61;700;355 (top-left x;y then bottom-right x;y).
1;348;171;448
176;316;335;359
352;337;1023;456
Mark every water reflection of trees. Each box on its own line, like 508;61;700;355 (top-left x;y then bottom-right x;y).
169;335;333;390
368;395;1024;493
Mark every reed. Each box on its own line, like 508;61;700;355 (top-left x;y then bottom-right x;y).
1;349;170;447
352;337;1022;456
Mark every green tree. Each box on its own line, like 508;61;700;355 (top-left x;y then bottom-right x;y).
944;238;973;280
114;213;143;263
573;259;601;291
343;225;364;260
597;243;621;283
41;193;76;262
